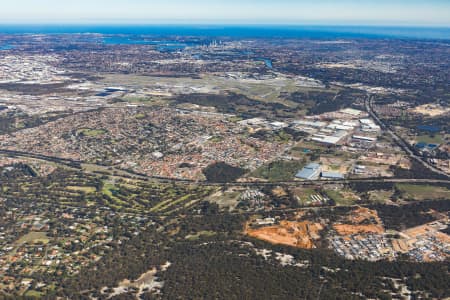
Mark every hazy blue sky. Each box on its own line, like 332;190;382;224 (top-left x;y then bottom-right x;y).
1;0;449;26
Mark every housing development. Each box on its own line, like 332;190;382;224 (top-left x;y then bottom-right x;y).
0;27;448;300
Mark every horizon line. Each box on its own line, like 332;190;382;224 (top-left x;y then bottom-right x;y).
0;23;449;28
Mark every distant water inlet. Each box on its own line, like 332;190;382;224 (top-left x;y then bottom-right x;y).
257;58;273;69
0;44;14;50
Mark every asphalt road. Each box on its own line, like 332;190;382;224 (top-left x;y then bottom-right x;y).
1;96;448;185
365;95;449;180
1;148;449;186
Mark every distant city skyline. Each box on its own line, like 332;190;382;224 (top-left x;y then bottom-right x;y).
0;0;449;26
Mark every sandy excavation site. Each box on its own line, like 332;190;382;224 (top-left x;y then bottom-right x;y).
246;220;324;249
245;207;449;262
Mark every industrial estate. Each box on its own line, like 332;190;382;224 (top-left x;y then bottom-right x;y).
0;27;448;299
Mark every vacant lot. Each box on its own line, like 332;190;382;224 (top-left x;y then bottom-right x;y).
250;160;306;181
16;232;49;245
396;184;450;201
415;134;445;145
324;189;359;206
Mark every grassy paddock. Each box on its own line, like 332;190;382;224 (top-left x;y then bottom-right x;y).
396;184;450;201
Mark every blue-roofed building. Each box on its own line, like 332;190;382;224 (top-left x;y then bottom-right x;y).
321;171;345;180
296;163;321;180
